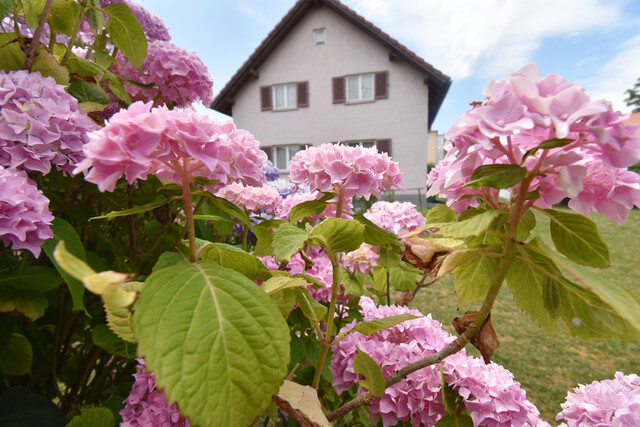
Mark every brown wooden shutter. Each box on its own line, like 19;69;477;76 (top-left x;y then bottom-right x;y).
297;81;309;108
376;139;392;156
375;71;389;99
332;76;345;103
299;144;307;151
262;146;273;161
260;86;272;111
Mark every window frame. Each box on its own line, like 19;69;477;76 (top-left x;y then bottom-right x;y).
344;140;376;149
345;73;375;102
272;144;302;171
313;28;326;46
272;83;298;110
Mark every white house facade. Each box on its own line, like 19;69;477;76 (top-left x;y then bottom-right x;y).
212;0;451;198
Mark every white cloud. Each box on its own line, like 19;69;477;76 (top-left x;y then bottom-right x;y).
583;34;640;113
345;0;623;79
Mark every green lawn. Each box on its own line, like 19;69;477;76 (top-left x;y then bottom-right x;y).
410;208;640;423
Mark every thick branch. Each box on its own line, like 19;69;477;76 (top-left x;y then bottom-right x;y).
25;0;54;70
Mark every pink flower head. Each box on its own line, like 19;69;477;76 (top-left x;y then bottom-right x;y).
331;297;543;427
364;201;426;236
0;70;98;174
216;182;282;214
0;167;53;257
120;359;190;427
110;40;213;107
556;372;640;426
428;64;640;224
289;144;404;201
74;102;267;192
341;243;379;275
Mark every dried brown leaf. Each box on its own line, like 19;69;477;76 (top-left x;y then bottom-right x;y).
273;380;331;427
452;311;499;364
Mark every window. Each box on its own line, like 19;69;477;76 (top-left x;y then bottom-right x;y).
273;145;302;171
313;28;326;45
346;74;374;102
345;140;375;148
273;83;297;109
261;82;309;111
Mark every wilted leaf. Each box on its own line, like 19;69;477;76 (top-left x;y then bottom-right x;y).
402;237;451;275
452;311;499;363
273;380;331;427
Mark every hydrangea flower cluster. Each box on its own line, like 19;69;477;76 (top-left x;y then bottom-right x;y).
101;0;171;42
289;144;404;201
331;297;544;427
342;201;426;274
427;64;640;224
120;359;190;427
74;102;267;192
262;160;280;181
276;190;353;221
0;70;98;174
556;372;640;426
110;40;214;107
216;182;281;214
0;167;53;257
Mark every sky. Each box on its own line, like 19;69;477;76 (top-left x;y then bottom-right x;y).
141;0;640;134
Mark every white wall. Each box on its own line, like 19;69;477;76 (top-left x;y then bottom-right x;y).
232;6;431;193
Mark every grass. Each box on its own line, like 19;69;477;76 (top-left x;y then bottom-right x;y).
409;208;640;424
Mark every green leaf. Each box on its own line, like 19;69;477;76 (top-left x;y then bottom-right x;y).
294;287;327;327
65;56;103;77
464;164;527;189
21;0;46;27
339;268;364;296
0;333;32;376
104;3;147;67
31;44;69;85
42;218;86;312
203;194;251;225
107;76;132;103
522;138;574;162
47;0;77;36
68;76;110;104
85;0;105;36
308;218;365;255
436;414;474;427
353;348;385;397
426;204;457;223
67;407;115;427
262;276;311;294
152;252;186;272
389;265;417;291
0;386;66;427
289;197;330;223
541;209;610;268
454;251;500;308
199;242;271;281
134;260;290;427
91;197;176;220
104;281;142;343
412;210;506;239
0;266;62;293
353;214;402;247
270;288;297;319
273;222;309;262
0;33;27;71
517;209;536;241
352;314;420;335
438;249;475;278
92;324;136;358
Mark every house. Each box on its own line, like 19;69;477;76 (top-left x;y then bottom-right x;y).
211;0;451;199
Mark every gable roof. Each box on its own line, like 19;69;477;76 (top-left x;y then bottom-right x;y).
210;0;452;128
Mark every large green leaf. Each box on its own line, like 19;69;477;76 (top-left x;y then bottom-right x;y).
0;266;63;320
134;260;290;427
389;265;418;291
262;276;311;294
453;251;500;308
353;214;402;247
353;348;385;397
294;287;327;327
289;196;331;223
0;333;32;376
308;218;364;255
67;407;114;427
541;209;609;268
42;218;86;312
464;164;527;189
352;314;419;336
0;386;66;427
199;242;271;281
0;33;27;71
68;76;110;104
426;204;457;224
438;249;476;278
513;240;640;341
47;0;77;36
273;222;309;262
92;324;136;358
31;44;69;85
104;3;147;67
411;210;506;240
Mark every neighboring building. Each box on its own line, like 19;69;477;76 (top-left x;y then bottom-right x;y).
211;0;451;198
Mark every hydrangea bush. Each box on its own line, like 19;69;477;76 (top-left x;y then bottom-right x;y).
1;2;639;427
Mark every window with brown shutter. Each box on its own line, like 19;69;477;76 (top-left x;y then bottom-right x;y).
332;76;345;103
297;81;309;108
375;71;389;99
260;86;272;111
262;146;273;161
376;139;392;156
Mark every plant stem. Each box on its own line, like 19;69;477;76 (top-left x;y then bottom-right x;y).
180;173;197;263
312;251;340;389
62;1;88;64
24;0;54;70
242;224;249;252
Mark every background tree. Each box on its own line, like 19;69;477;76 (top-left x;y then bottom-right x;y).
625;77;640;113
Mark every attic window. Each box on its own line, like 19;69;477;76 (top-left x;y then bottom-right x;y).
313;28;326;46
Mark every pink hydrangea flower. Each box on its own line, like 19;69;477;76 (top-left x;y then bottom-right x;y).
427;64;640;224
289;144;404;201
120;359;190;427
0;167;53;257
331;297;544;427
74;102;266;192
364;201;426;236
0;70;98;174
556;372;640;427
216;182;282;214
341;243;379;274
110;40;213;107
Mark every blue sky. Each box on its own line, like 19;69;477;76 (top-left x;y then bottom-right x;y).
142;0;640;133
